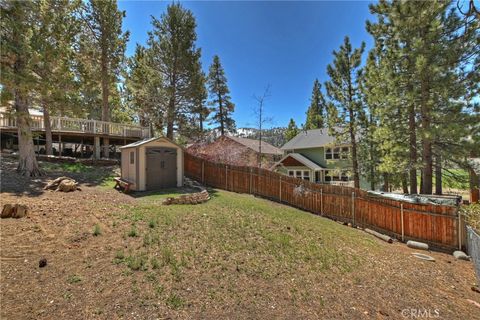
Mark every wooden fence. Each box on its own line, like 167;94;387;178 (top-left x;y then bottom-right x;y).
184;153;463;251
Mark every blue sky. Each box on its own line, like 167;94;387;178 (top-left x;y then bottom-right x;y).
118;1;374;129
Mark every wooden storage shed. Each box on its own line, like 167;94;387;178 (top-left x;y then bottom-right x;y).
119;137;184;191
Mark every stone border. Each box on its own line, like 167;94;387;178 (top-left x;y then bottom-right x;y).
162;178;210;205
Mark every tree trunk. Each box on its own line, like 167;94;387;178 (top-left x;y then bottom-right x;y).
15;91;42;177
166;96;175;139
402;173;409;194
382;173;389;192
435;153;442;195
43;103;53;155
348;111;360;189
408;103;418;194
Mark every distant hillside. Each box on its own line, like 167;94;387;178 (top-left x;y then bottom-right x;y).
235;127;287;147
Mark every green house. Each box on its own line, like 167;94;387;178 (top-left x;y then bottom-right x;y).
272;128;369;189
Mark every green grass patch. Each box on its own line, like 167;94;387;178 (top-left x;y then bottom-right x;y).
93;224;102;236
67;274;82;284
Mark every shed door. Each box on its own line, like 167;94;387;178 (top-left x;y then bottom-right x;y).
146;147;177;189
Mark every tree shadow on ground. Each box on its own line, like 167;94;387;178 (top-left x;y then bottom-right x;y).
0;155;117;197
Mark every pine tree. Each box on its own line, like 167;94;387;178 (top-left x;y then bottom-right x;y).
284;118;299;142
189;57;209;138
147;2;201;139
81;0;129;156
33;0;80;155
125;44;164;132
1;1;42;176
367;0;479;194
305;79;326;130
207;55;235;136
325;36;365;189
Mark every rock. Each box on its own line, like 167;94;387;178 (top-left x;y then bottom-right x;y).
453;251;470;261
57;179;78;192
411;252;435;262
12;204;28;218
1;204;14;218
39;258;47;268
407;240;429;251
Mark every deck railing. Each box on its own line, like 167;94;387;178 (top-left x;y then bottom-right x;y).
0;112;150;139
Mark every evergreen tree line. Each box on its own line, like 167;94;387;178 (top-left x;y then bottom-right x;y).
1;1;235;176
299;0;479;194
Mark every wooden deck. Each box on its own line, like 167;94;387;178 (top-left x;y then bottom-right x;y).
0;112;150;139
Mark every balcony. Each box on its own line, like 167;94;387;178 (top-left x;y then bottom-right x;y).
0;112;150;139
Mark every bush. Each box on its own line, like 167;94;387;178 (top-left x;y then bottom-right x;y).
461;203;480;232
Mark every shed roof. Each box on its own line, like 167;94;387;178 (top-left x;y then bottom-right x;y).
271;153;325;171
281;128;343;150
227;135;283;155
120;136;182;149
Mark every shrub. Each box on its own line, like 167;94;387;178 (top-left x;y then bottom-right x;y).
461;203;480;232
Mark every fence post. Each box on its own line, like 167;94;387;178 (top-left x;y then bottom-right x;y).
225;165;228;190
401;203;405;242
352;191;355;226
458;210;462;250
201;161;205;184
320;189;323;215
279;176;282;202
249;168;252;194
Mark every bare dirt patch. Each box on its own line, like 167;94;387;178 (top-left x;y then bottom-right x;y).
1;156;479;319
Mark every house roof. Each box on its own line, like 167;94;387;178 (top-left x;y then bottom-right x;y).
227;135;283;155
271;153;325;171
281;128;346;150
120;136;182;149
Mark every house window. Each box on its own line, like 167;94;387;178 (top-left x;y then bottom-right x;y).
324;170;332;182
324;170;351;182
130;151;135;164
296;170;302;178
288;170;294;176
333;147;340;159
326;147;348;160
326;148;332;160
303;170;310;181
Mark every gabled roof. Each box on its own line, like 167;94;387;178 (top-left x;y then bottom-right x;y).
271;153;325;171
120;136;182;149
281;128;346;150
227;135;283;155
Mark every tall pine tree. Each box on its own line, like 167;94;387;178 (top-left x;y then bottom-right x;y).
147;3;201;139
304;79;326;130
284;118;299;142
81;0;129;156
207;55;235;136
325;36;365;189
1;1;42;176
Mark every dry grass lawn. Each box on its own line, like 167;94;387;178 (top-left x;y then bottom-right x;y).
1;157;479;319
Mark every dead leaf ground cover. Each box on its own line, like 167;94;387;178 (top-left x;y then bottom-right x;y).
1;156;479;319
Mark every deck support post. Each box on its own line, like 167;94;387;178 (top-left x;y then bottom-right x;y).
103;137;110;159
94;136;100;159
58;134;62;156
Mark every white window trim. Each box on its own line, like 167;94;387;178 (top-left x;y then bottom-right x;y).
326;146;350;161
